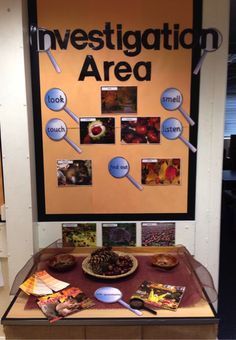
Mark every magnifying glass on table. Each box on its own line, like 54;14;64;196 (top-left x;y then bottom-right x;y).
108;157;143;191
37;28;61;73
162;118;197;153
129;298;157;315
94;287;142;316
45;88;80;124
46;118;82;153
193;28;223;75
161;88;195;126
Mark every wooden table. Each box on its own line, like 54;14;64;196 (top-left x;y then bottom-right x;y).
1;247;218;339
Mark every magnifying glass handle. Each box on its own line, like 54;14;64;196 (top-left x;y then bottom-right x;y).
178;107;195;126
46;50;61;73
64;135;82;153
126;174;143;191
143;306;157;315
118;299;143;316
178;135;197;153
193;50;207;75
63;106;80;124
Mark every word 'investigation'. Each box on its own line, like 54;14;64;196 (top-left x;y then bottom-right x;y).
37;22;219;81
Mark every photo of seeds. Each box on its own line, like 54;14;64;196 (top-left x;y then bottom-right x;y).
141;222;175;246
121;117;160;144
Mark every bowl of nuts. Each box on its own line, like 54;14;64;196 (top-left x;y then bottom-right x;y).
151;253;179;270
48;254;77;272
82;247;138;279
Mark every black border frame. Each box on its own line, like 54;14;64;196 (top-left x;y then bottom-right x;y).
28;0;202;222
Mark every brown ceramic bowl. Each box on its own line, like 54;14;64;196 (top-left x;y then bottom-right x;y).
151;253;179;270
48;254;76;272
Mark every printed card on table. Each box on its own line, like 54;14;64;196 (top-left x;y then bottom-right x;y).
131;281;185;311
37;287;95;322
19;271;69;296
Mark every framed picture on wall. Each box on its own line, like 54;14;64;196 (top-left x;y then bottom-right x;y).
28;0;206;221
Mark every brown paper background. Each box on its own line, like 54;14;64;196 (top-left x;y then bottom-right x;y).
36;0;194;215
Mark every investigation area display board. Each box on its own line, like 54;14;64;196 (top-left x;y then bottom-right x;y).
28;0;208;221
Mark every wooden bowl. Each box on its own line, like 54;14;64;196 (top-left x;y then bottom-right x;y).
48;254;76;272
151;253;179;270
82;251;138;279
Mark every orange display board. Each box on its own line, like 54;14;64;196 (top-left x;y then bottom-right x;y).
29;0;205;220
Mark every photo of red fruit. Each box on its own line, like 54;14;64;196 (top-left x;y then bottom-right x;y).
147;129;160;143
121;117;160;144
131;136;147;143
91;125;103;136
136;124;147;135
80;117;115;144
122;129;136;143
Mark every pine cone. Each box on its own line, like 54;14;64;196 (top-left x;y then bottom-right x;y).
89;247;119;274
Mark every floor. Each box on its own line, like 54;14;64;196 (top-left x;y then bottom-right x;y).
218;191;236;339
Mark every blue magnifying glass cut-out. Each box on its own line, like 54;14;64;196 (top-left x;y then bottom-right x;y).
37;28;61;73
108;157;143;191
193;28;223;75
94;287;142;316
161;88;195;126
162;118;197;153
45;88;80;124
45;118;82;153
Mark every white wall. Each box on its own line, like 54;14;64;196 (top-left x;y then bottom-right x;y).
195;0;229;290
0;0;229;297
0;0;37;285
